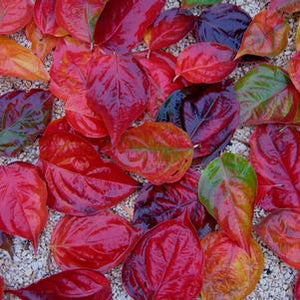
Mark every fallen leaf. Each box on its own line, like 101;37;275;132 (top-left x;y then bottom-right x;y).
112;121;194;185
199;153;257;253
25;21;58;61
256;208;300;269
51;211;139;271
94;0;165;52
236;64;300;125
122;217;204;299
0;162;48;250
250;125;300;210
56;0;109;43
34;0;67;37
236;9;289;58
182;0;222;8
6;269;112;300
268;0;300;14
38;132;138;215
295;274;300;300
0;89;54;157
201;231;264;300
296;20;300;51
0;36;50;82
132;168;206;231
289;51;300;93
0;0;33;34
0;231;13;257
175;42;238;84
144;8;195;50
195;3;252;52
87;51;149;144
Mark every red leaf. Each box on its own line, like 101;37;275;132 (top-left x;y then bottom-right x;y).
0;163;48;250
256;208;300;269
25;21;58;61
122;217;204;299
201;231;264;299
112;121;194;185
289;51;300;93
38;132;138;215
87;52;149;144
176;42;238;84
6;269;112;300
50;37;107;138
55;0;109;43
295;274;300;300
134;50;186;118
0;0;33;34
144;8;195;50
51;211;139;271
269;0;300;14
0;277;3;300
236;9;289;58
94;0;165;52
132;168;206;231
34;0;67;37
250;125;300;211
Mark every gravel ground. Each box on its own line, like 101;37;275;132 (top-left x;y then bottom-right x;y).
0;0;298;299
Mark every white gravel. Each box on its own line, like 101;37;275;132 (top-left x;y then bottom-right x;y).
0;0;298;299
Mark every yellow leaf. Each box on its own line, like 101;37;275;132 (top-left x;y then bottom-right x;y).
0;36;50;82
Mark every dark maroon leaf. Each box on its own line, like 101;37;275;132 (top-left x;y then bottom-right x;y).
0;89;54;156
94;0;166;52
87;51;149;144
122;216;204;299
157;81;239;159
144;8;195;50
132;168;206;231
195;3;252;52
6;269;112;300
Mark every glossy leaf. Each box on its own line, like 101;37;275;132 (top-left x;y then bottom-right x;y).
201;231;264;300
236;64;300;125
182;0;222;8
50;37;107;138
133;168;206;231
25;21;58;61
51;211;139;271
195;3;252;52
296;21;300;51
295;274;300;300
34;0;67;37
175;42;238;84
0;163;48;250
122;217;204;299
250;125;300;210
269;0;300;14
199;153;257;252
38;132;138;215
256;208;300;269
94;0;165;52
0;0;33;34
0;89;54;156
56;0;109;43
236;9;289;58
112;121;193;185
0;36;50;82
289;52;300;93
6;269;112;300
157;81;240;159
144;8;195;50
134;50;185;118
87;52;149;144
0;231;13;257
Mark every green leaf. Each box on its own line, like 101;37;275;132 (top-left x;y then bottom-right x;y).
235;64;300;125
182;0;222;8
198;153;257;253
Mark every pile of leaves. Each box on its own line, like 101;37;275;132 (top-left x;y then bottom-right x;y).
0;0;300;299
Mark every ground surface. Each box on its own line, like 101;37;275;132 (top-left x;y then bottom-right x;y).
0;0;298;299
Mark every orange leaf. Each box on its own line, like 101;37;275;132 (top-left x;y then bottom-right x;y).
296;20;300;52
26;21;58;61
201;231;264;300
0;36;49;82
